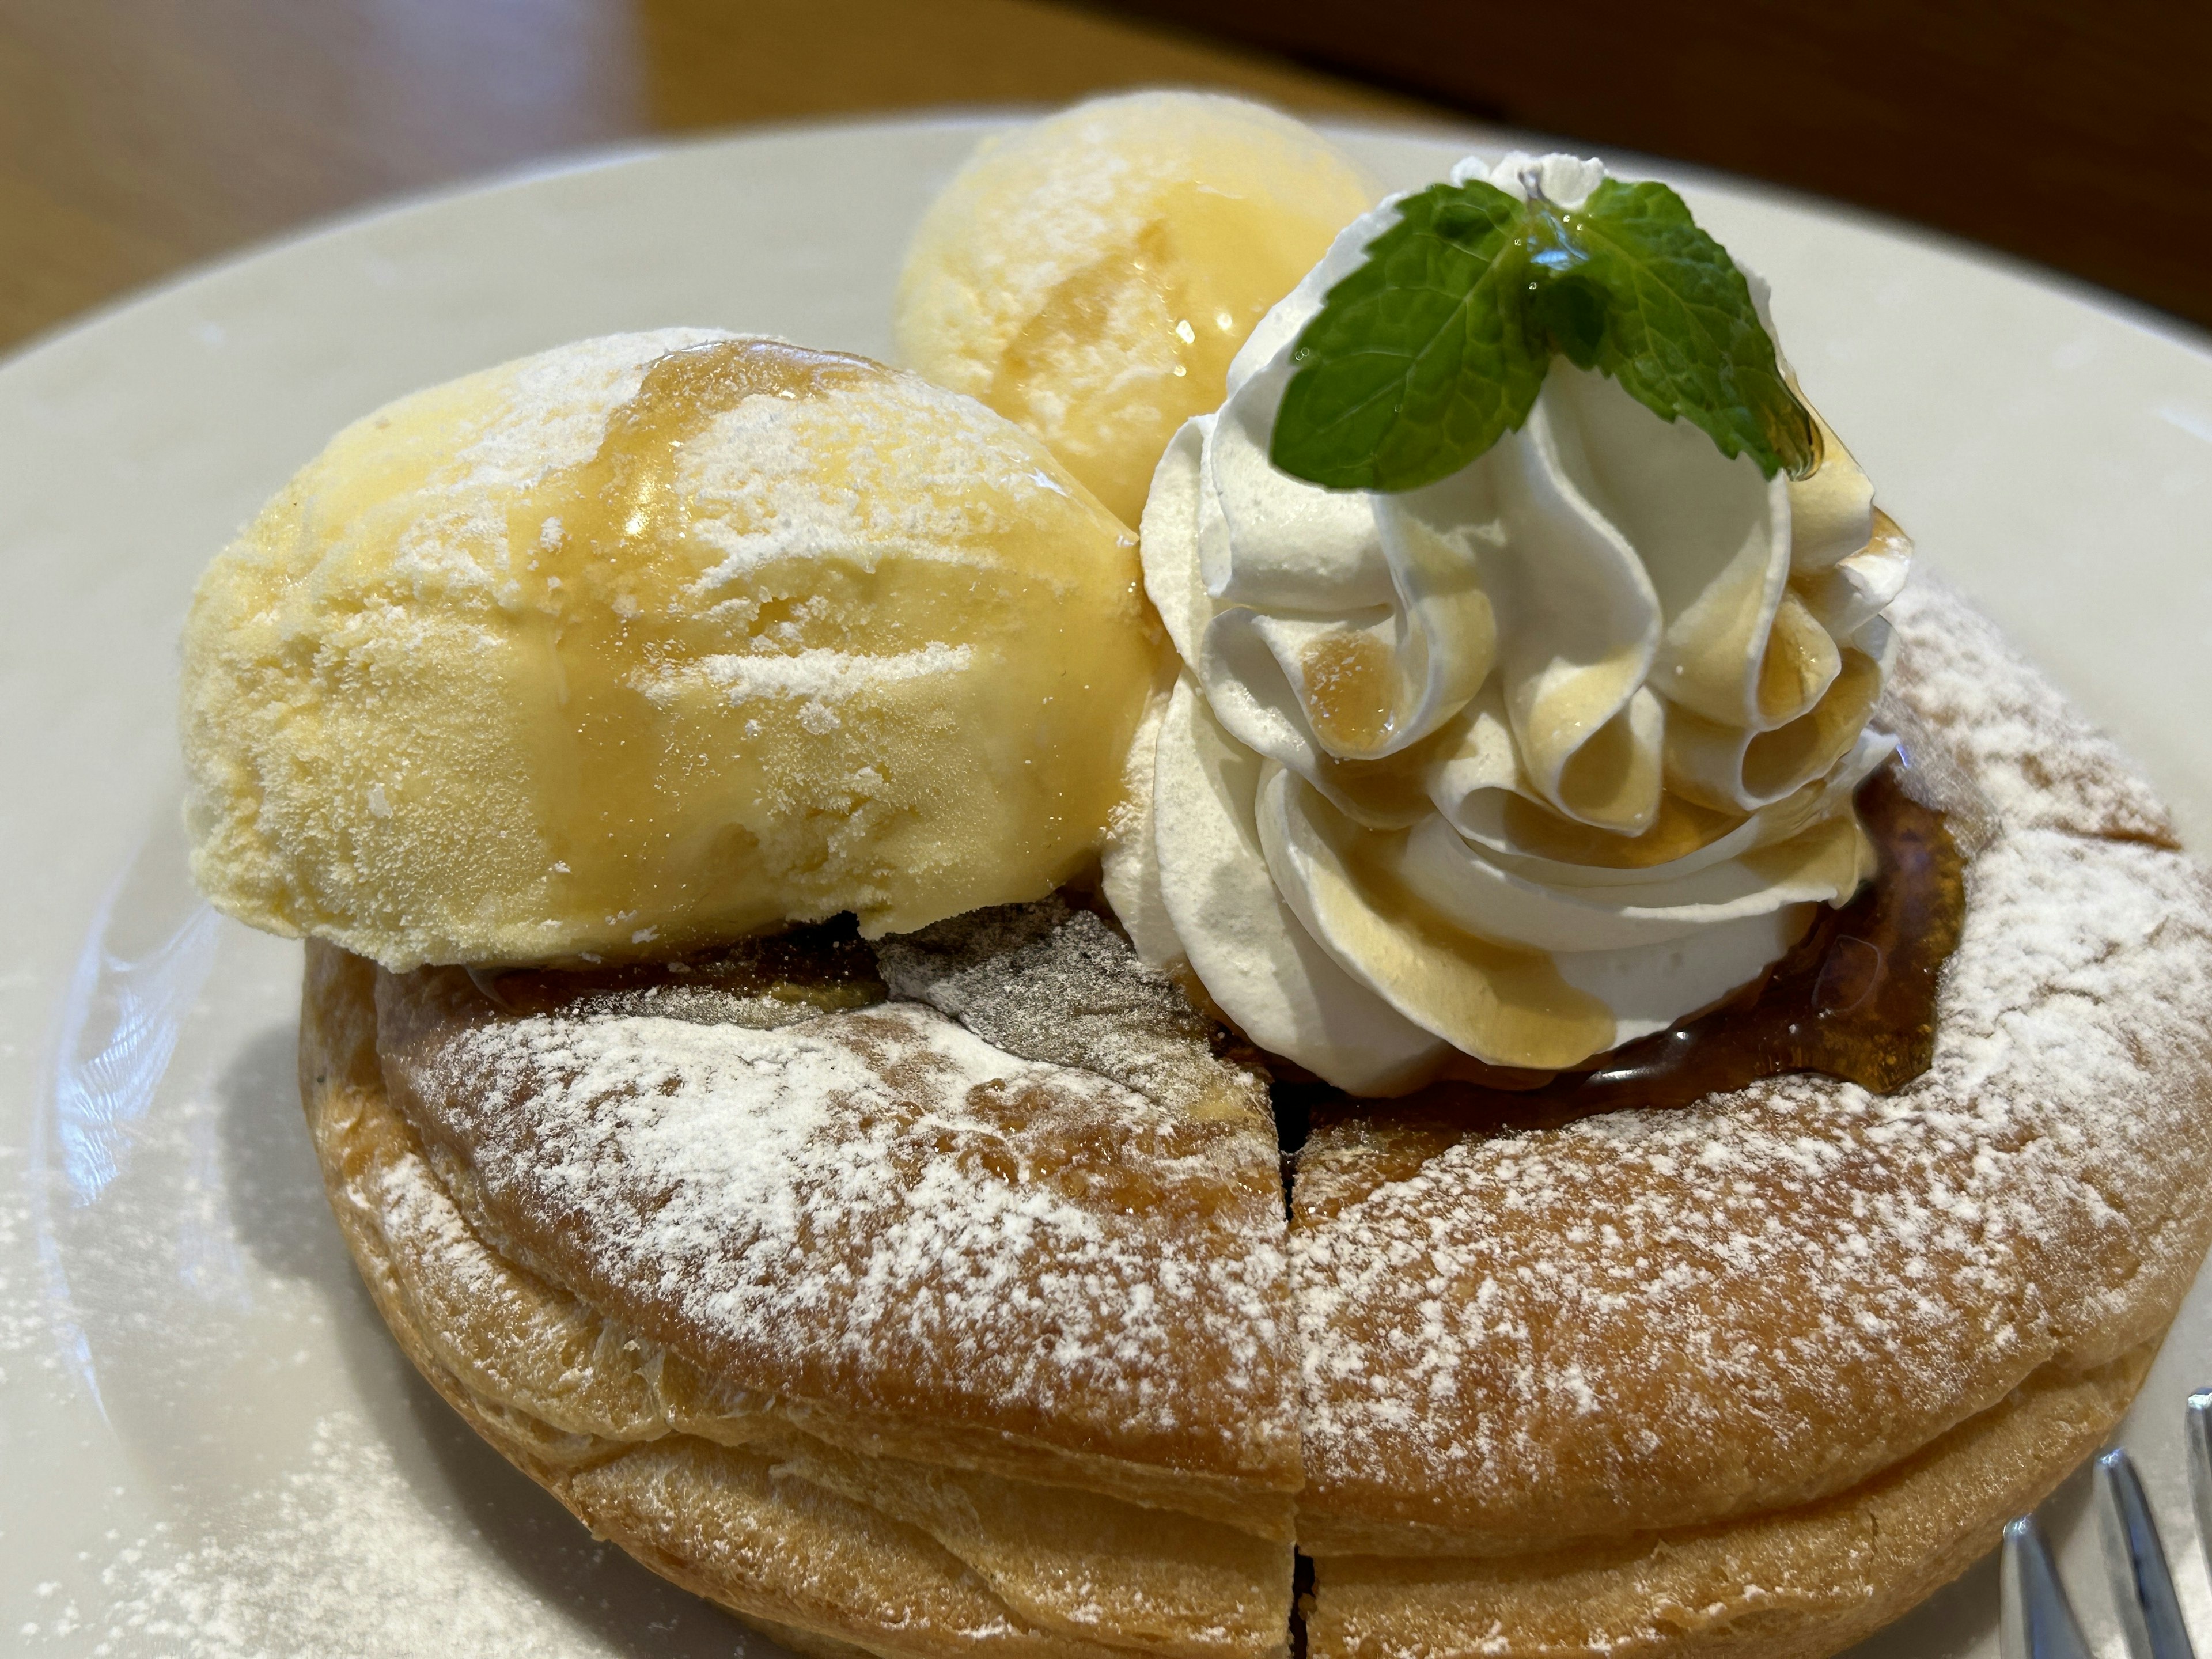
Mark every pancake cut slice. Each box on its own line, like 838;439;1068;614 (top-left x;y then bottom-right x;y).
1290;576;2212;1658
301;899;1301;1659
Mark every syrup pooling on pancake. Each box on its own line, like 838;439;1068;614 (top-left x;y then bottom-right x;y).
894;91;1378;527
1345;759;1976;1121
182;331;1160;969
1104;153;1914;1091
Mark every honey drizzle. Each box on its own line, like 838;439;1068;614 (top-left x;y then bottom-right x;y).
1299;631;1397;754
990;183;1349;522
1500;787;1745;870
510;340;876;935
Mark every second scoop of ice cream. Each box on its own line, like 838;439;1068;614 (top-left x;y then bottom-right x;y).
893;90;1377;527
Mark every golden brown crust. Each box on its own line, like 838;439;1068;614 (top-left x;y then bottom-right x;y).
1302;1349;2152;1659
302;939;1294;1659
1880;579;2179;847
1283;578;2212;1657
1289;582;2212;1569
297;577;2212;1659
366;911;1305;1530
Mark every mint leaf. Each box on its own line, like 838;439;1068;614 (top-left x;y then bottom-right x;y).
1267;171;1819;491
1570;179;1817;478
1269;180;1548;493
1520;193;1605;369
1530;271;1606;370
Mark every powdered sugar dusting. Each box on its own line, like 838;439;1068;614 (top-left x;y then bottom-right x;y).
1292;576;2212;1545
1885;575;2177;846
378;329;734;603
381;959;1297;1479
641;644;974;709
878;902;1267;1120
676;372;1117;592
562;982;828;1030
32;1414;755;1658
457;328;732;494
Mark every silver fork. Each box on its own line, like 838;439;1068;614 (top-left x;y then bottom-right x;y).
2002;1388;2212;1659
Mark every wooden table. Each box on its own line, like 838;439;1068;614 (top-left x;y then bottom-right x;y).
1112;0;2212;338
0;0;1423;354
11;0;2203;353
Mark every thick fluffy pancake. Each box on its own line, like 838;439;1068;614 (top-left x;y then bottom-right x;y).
370;904;1299;1528
302;925;1299;1659
1302;1347;2150;1659
1293;576;2212;1654
298;575;2212;1659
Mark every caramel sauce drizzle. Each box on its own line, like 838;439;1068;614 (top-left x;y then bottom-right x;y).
463;760;1966;1166
1276;760;1967;1148
1300;631;1397;755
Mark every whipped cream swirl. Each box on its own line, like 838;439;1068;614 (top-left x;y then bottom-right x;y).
1104;153;1914;1094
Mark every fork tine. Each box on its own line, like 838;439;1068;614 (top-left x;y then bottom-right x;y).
2097;1446;2198;1659
2191;1389;2212;1581
2004;1513;2096;1659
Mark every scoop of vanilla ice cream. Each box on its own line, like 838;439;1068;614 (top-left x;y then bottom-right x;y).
183;330;1158;970
893;90;1377;527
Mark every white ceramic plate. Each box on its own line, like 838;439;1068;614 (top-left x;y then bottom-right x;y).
3;113;2210;1658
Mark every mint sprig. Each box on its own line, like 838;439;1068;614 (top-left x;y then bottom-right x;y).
1270;175;1819;493
1268;183;1546;493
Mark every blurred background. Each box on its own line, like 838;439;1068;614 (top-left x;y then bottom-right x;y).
2;0;2206;354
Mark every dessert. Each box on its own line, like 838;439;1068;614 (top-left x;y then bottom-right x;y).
202;325;1300;1659
300;909;1301;1659
177;95;2212;1659
1293;573;2212;1657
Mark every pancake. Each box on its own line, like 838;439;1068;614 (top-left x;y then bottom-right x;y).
1293;576;2212;1655
301;901;1301;1659
298;577;2212;1659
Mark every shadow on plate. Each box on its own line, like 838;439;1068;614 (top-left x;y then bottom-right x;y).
217;1021;353;1287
